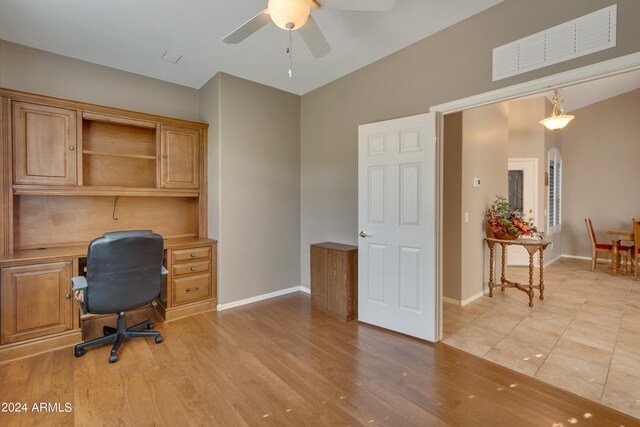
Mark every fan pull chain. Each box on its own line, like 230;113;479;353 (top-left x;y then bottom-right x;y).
287;28;293;78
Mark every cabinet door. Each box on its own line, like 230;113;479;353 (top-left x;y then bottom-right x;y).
13;102;77;185
161;125;199;189
1;261;73;344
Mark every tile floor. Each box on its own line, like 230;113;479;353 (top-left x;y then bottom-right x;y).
442;257;640;419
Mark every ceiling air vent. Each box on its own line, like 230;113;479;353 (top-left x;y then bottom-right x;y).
492;4;617;81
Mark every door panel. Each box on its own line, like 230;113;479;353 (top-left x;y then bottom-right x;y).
358;112;437;341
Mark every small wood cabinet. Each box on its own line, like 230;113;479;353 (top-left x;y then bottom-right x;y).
161;125;200;189
1;261;74;344
157;241;217;321
13;102;77;185
310;242;358;321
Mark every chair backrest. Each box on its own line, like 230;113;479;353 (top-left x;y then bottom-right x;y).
634;220;640;250
85;230;164;314
585;218;598;247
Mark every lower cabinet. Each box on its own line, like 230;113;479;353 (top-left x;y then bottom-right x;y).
156;241;217;321
310;242;358;321
1;261;74;344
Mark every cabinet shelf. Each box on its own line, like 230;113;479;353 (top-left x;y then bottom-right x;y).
12;185;199;198
82;150;157;160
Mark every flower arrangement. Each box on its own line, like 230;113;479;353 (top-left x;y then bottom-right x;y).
485;195;537;240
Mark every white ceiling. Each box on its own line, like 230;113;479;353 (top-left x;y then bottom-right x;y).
0;0;503;95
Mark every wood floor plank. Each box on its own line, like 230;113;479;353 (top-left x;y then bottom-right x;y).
1;293;638;426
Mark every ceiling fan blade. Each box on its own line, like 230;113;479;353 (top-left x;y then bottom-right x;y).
312;0;396;11
298;15;331;58
223;9;271;44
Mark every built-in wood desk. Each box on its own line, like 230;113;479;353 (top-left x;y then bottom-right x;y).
0;237;217;364
485;237;551;307
0;87;213;364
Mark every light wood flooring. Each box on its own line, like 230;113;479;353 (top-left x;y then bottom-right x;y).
1;292;638;426
443;257;640;421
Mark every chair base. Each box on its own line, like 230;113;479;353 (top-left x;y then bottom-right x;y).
74;312;162;363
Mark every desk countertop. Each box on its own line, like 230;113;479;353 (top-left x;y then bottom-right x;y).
0;237;217;266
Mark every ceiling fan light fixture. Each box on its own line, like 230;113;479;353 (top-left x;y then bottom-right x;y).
268;0;311;30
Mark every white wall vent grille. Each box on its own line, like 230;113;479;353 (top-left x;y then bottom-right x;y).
492;5;617;81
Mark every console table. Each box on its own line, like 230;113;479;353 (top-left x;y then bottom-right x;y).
485;237;551;307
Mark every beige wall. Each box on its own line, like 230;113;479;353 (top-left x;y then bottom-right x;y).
214;73;301;304
461;104;508;301
562;88;640;257
299;0;640;289
0;40;199;121
543;102;564;262
507;97;546;231
199;74;221;241
507;97;564;263
443;113;463;301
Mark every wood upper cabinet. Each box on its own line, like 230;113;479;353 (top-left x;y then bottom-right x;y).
13;102;77;185
1;261;73;344
161;125;199;189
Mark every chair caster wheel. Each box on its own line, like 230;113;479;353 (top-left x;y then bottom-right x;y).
74;348;85;358
155;336;163;344
109;354;118;363
147;322;155;330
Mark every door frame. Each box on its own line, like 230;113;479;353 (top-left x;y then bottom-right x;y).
507;157;539;227
507;157;538;266
429;51;640;341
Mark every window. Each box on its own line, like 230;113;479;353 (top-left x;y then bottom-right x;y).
548;148;562;234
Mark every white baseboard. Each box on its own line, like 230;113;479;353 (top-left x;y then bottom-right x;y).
561;254;620;264
217;285;308;311
300;286;310;294
544;254;563;267
443;290;485;307
561;254;592;261
461;291;485;306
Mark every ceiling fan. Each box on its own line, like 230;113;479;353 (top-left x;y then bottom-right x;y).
223;0;397;59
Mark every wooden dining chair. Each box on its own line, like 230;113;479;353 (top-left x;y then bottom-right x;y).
632;220;640;280
585;218;627;272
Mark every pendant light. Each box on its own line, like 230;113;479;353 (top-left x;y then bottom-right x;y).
540;89;575;131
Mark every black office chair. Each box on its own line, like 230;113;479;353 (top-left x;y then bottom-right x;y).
72;230;167;363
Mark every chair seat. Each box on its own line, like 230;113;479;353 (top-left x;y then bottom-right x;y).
595;243;614;250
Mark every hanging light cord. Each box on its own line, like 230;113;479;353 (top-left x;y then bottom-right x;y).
287;27;293;78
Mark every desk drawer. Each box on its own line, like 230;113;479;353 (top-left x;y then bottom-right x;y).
172;246;211;263
173;273;211;305
173;260;211;278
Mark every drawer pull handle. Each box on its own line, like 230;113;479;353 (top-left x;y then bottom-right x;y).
190;253;196;258
190;267;196;271
186;286;200;293
65;293;71;299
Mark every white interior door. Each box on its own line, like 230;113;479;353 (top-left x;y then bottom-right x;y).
358;113;437;341
507;158;538;266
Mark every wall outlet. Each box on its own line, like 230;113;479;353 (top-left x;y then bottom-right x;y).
464;212;470;223
473;178;481;187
